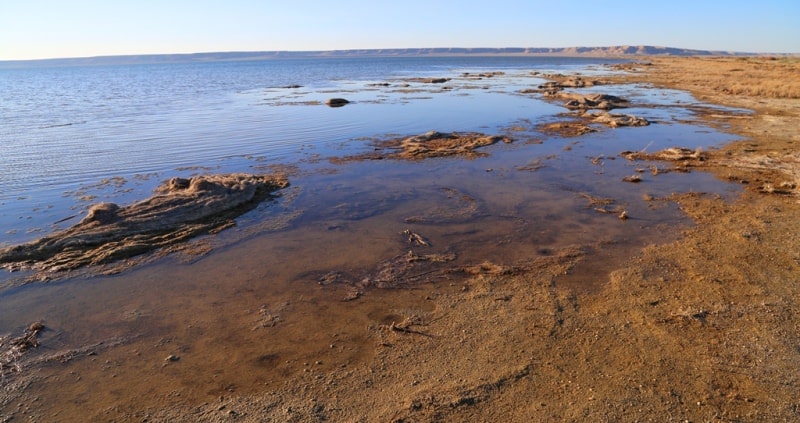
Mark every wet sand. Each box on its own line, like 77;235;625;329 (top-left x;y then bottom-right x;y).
2;57;799;422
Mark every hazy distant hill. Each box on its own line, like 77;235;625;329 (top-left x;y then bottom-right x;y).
316;46;750;57
0;45;758;68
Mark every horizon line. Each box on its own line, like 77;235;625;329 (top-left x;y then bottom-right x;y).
2;45;793;65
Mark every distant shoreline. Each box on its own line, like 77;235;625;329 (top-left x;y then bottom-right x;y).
0;45;778;69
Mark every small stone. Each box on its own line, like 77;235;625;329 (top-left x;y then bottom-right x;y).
165;354;180;362
325;98;350;107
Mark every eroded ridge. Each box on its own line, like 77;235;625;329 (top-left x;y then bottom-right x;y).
0;173;289;274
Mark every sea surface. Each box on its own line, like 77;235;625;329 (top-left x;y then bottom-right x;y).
0;55;746;418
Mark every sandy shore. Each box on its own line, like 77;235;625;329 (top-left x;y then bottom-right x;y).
2;56;799;422
227;58;800;421
148;57;800;422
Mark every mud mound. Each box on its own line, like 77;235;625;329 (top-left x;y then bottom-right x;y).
590;111;650;127
0;173;289;274
536;112;648;138
553;93;630;110
537;76;603;91
392;131;511;159
621;147;706;162
537;121;598;137
337;131;512;161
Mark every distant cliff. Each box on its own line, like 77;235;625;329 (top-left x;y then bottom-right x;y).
313;46;750;57
0;46;758;68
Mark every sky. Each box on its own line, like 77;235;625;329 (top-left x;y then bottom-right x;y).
1;0;798;60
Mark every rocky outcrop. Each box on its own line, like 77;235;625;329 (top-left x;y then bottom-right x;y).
538;76;603;91
590;112;649;127
391;131;511;159
537;121;598;137
559;93;630;110
0;173;289;273
621;147;705;161
334;131;512;162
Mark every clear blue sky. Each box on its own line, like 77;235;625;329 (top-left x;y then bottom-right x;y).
1;0;798;60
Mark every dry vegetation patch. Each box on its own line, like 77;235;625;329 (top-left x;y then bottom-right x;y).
612;56;800;99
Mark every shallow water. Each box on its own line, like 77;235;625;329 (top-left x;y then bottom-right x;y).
1;56;610;246
0;56;744;418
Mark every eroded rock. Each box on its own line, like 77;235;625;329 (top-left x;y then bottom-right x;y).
537;121;598;137
335;131;512;162
81;202;121;224
394;131;511;159
0;173;289;274
620;147;706;161
538;76;603;91
590;112;650;127
556;93;630;110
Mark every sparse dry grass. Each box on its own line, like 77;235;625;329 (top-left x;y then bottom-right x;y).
620;56;800;197
620;56;800;99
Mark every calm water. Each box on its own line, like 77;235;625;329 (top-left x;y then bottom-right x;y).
1;56;629;245
0;56;746;419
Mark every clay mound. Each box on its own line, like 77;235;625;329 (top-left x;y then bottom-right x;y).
392;131;512;159
621;147;705;162
536;111;648;138
0;173;289;274
558;93;630;110
538;76;602;90
537;121;598;137
334;131;512;162
590;112;650;127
